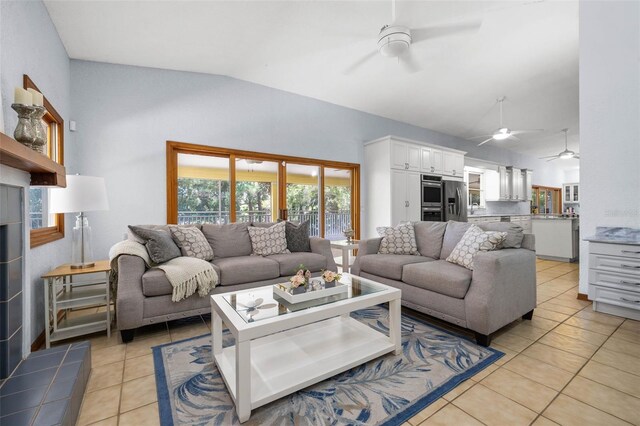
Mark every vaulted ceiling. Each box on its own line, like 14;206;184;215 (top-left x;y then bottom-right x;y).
44;0;579;159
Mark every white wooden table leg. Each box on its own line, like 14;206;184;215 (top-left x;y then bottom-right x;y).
44;278;51;349
235;339;251;423
212;308;223;363
389;298;402;355
342;247;349;272
105;272;111;338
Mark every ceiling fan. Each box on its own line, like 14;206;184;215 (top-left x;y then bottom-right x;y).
470;97;544;146
539;128;579;161
344;0;482;74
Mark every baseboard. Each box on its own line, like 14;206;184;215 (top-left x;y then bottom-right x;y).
31;311;66;352
577;293;590;301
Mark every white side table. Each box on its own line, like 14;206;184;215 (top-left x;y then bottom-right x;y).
42;260;113;348
330;240;359;272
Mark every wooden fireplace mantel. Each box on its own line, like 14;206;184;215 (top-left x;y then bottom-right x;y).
0;132;66;187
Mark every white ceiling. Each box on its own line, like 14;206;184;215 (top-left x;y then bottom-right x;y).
44;0;580;159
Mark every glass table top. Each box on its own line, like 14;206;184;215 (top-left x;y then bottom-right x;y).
222;274;387;324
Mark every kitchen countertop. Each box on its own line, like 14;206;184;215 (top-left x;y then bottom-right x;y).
468;213;532;218
584;227;640;246
532;215;580;220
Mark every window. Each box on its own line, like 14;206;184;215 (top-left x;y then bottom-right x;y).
531;186;561;214
167;142;360;239
464;168;485;208
24;75;65;248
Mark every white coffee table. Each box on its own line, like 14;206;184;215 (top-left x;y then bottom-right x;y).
210;274;401;423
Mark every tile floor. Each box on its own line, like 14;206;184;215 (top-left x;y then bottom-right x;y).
57;259;639;426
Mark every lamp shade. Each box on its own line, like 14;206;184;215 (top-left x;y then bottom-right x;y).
49;175;109;213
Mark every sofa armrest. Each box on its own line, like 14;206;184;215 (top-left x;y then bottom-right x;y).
116;255;146;331
522;234;535;251
350;238;382;275
309;237;338;272
464;248;536;335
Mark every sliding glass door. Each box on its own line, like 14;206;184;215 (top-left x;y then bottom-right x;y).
235;158;279;223
324;168;352;240
177;153;230;224
285;164;320;236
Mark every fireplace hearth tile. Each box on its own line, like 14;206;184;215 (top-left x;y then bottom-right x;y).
0;366;58;396
0;407;37;425
0;385;48;415
0;258;22;302
14;350;65;376
0;223;23;262
33;399;68;426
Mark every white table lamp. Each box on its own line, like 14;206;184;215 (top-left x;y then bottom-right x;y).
50;175;109;269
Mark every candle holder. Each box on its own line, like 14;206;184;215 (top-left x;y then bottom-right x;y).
11;103;36;149
30;105;47;154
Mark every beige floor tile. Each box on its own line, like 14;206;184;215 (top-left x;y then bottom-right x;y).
543;394;630;426
87;361;124;392
78;384;121;426
490;344;518;366
407;399;447;426
86;416;118;426
421;403;483;426
538;302;580;316
549;297;591;310
563;375;640;424
442;379;475;402
469;363;498;382
522;343;588;374
124;353;155;382
480;368;557;413
574;309;626;326
503;355;574;391
592;347;640;376
125;333;171;359
611;327;640;345
538;331;600;358
529;316;561;331
537;273;558;284
534;308;570;323
507;322;550;341
88;331;123;351
91;344;126;367
169;324;210;342
620;319;640;333
602;336;640;358
564;316;618;335
579;360;640;398
492;332;534;352
118;402;160;426
452;384;537;425
553;324;608;346
531;417;560;426
120;374;158;413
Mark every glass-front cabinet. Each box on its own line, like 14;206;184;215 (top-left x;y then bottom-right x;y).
531;186;561;214
563;183;580;204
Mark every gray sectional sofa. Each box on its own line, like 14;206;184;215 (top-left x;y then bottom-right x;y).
116;222;337;342
351;221;537;346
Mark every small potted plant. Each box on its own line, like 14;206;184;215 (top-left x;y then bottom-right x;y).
321;270;342;288
289;265;311;294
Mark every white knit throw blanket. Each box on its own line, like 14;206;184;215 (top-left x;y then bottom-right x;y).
109;240;219;302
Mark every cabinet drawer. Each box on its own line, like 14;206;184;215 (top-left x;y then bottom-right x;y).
589;254;640;277
589;269;640;293
590;242;640;259
590;285;640;310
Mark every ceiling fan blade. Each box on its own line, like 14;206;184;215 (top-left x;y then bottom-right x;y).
511;129;544;135
507;135;520;141
467;134;494;140
538;155;559;159
342;50;378;75
546;157;560;162
411;19;482;44
477;138;494;146
400;50;421;73
573;155;580;159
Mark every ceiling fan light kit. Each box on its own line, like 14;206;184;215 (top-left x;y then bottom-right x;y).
538;128;579;161
377;25;411;58
492;127;511;140
471;96;544;146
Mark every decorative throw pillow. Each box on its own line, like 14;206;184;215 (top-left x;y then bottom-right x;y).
376;223;419;255
128;226;182;264
247;221;290;256
446;224;507;270
277;219;311;252
168;225;214;261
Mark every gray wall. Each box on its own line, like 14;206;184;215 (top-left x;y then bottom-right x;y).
579;1;640;294
70;60;566;259
0;1;76;346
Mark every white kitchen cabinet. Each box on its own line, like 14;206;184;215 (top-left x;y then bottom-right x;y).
390;170;421;225
391;140;420;171
510;167;523;201
421;147;444;174
431;149;443;174
523;170;533;201
443;151;464;177
499;166;511;200
563;183;580;204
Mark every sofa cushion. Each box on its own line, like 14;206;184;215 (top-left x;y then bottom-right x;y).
202;223;252;258
247;221;289;256
169;225;214;261
128;226;181;264
212;256;280;286
414;221;447;259
127;224;201;244
377;223;419;255
359;254;434;281
446;225;507;270
440;221;473;259
142;263;221;297
402;260;473;299
267;252;327;276
478;222;524;249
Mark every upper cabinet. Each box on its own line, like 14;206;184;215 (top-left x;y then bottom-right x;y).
391;140;420;171
443;151;464;178
496;166;532;202
383;136;465;176
420;146;445;174
563;183;580;204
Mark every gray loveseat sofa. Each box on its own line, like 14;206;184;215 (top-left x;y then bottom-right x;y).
351;221;536;346
116;222;337;342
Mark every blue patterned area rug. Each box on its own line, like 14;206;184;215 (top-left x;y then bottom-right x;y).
153;307;502;426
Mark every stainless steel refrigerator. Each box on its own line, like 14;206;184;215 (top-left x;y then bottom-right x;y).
443;180;468;222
